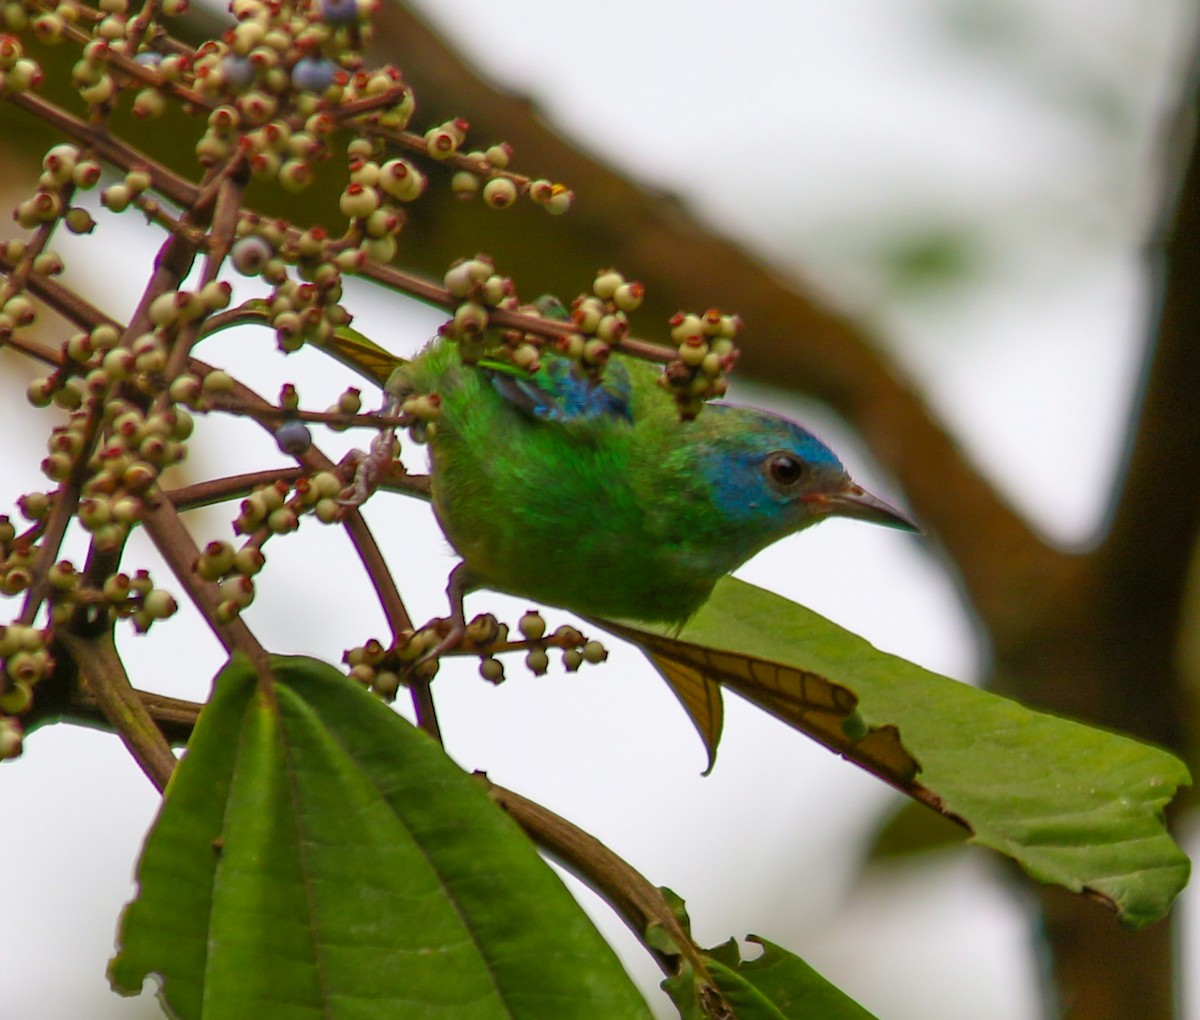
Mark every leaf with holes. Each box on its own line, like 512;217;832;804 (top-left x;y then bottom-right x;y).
599;577;1191;928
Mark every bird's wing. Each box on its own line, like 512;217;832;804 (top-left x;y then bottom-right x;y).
485;355;633;426
485;293;634;426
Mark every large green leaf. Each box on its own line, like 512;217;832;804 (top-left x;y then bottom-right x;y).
600;577;1191;929
110;655;651;1019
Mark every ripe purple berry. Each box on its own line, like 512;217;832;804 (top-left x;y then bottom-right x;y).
231;234;274;275
221;54;255;91
319;0;358;23
274;420;312;455
291;56;336;93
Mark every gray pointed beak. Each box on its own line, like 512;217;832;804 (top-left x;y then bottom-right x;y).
812;482;919;532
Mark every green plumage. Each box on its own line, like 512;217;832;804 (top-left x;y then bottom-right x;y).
393;339;912;624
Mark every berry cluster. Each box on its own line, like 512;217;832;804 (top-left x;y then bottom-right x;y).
343;609;607;700
659;307;742;419
437;258;742;420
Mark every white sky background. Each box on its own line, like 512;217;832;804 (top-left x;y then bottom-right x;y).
2;1;1197;1018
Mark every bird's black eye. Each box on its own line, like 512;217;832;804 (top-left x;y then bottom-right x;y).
765;452;806;487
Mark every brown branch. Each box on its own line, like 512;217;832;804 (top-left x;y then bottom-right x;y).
5;91;201;209
74;686;200;746
204;396;407;431
485;778;732;1005
19;410;104;627
332;83;413;122
484;777;695;970
56;629;176;791
359;258;677;362
166;468;307;511
0;251;120;336
1017;50;1200;753
120;0;162;60
1098;72;1200;630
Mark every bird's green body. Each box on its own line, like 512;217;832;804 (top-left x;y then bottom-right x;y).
393;338;912;624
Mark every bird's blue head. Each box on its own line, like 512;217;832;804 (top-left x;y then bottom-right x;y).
693;406;915;550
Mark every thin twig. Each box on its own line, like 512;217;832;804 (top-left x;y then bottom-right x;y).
5;91;201;209
166;468;308;511
331;83;413;122
484;778;723;994
19;411;104;627
138;488;275;685
205;396;407;430
358;259;677;362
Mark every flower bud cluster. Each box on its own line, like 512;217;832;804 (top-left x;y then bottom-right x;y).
538;268;645;382
342;610;606;699
71;35;123;107
0;622;52;728
0;280;40;341
4;146;97;284
234;469;339;534
28;314;207;533
659;307;742;419
185;0;391;178
192;534;274;624
96;567;179;634
0;516;35;600
0;33;43;94
230;216;353;353
218;469;344;620
10;286;204;645
0;713;22;760
4;0;573;305
10;142;102;252
333;151;427;263
439;254;527;367
0;558;175;732
444;138;573;214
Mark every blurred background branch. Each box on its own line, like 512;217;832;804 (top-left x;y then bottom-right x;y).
364;4;1199;1018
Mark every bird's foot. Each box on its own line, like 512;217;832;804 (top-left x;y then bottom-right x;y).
405;562;476;677
410;618;465;678
338;389;408;507
338;429;399;507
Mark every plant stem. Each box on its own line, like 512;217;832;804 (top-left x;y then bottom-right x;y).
56;629;176;791
484;778;723;993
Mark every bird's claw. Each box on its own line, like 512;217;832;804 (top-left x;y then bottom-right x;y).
410;618;465;676
404;561;475;678
339;392;407;507
338;428;400;507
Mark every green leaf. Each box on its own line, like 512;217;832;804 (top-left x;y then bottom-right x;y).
662;937;877;1020
601;577;1191;929
323;324;406;386
867;800;970;860
110;655;651;1019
